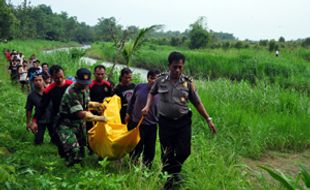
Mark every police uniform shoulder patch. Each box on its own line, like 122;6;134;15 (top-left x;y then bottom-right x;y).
182;75;197;91
183;75;193;82
157;72;168;82
156;72;168;78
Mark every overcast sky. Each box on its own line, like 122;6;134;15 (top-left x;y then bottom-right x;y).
10;0;310;40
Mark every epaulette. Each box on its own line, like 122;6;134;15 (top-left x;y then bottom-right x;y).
182;74;193;82
157;72;169;82
156;72;168;78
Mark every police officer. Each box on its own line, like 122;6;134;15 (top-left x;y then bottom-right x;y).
142;51;216;189
57;68;108;166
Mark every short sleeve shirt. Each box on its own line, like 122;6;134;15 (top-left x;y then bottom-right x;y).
150;73;201;119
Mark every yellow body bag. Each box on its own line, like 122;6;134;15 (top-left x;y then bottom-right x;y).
88;95;142;159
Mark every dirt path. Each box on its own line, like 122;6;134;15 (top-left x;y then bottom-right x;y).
242;150;310;188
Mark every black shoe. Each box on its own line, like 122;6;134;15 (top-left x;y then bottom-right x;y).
163;173;182;190
66;158;82;167
163;176;173;190
173;173;182;184
88;150;94;156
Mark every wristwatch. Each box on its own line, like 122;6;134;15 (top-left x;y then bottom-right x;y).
207;117;212;122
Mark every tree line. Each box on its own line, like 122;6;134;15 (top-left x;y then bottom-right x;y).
1;0;309;49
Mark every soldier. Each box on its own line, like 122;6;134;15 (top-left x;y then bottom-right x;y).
142;51;216;189
57;68;108;166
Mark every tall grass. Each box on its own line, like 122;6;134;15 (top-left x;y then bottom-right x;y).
86;42;310;92
192;79;310;158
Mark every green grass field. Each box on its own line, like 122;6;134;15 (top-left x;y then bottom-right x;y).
86;42;310;93
0;40;309;189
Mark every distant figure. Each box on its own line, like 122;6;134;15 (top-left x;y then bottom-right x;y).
18;60;30;92
8;58;20;83
28;60;41;91
275;50;279;57
41;63;51;86
4;49;11;62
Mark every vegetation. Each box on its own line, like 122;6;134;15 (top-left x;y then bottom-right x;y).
1;39;309;189
260;165;310;190
0;0;309;188
86;42;310;93
189;17;210;49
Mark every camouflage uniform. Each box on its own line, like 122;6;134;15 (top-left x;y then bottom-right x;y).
57;83;90;165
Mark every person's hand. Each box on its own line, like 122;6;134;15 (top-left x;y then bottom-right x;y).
141;106;149;116
31;122;38;134
125;114;130;124
207;120;217;134
97;104;106;114
95;115;108;122
89;102;106;114
26;123;32;131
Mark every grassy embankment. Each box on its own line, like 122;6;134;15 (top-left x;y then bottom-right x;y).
0;40;309;189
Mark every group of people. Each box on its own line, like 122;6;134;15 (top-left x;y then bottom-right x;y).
3;49;216;189
4;49;51;92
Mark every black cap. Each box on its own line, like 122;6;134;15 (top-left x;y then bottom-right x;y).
76;68;91;85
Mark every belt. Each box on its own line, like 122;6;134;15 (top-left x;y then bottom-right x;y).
159;110;192;121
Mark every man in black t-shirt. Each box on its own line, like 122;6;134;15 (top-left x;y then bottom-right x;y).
25;73;53;144
33;65;73;157
89;65;112;103
113;68;135;124
8;58;19;82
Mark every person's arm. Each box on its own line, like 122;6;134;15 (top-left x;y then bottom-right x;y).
194;102;216;134
8;65;12;74
26;111;32;131
141;93;155;116
189;81;216;134
142;80;159;115
126;86;138;122
18;66;22;76
106;82;113;96
75;111;108;122
88;101;105;114
25;95;34;131
63;93;107;122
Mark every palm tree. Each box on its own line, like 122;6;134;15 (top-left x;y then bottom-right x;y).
107;25;160;80
121;25;158;66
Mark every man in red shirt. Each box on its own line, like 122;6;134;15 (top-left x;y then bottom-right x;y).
87;65;112;154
